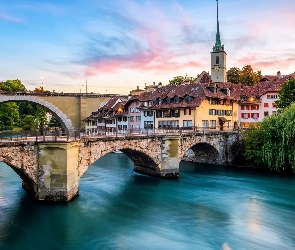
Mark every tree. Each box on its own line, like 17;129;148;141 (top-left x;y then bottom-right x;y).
243;103;295;173
0;103;20;130
0;79;26;92
21;115;36;130
168;75;195;85
48;116;62;128
227;67;241;84
239;65;261;86
276;78;295;110
34;106;47;129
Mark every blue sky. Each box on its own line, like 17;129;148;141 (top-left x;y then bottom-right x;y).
1;0;295;94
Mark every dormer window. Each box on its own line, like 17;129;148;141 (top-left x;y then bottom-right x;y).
158;98;162;105
148;101;153;106
174;97;180;104
166;98;171;104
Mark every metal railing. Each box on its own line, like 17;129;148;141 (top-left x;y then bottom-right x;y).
0;125;240;142
0;129;80;142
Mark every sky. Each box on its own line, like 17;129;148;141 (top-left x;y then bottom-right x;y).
1;0;295;95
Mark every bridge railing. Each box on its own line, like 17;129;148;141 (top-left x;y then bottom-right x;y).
0;125;241;142
0;129;80;142
82;125;240;138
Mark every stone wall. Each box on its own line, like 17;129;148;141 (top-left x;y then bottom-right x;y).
78;136;163;178
0;141;38;184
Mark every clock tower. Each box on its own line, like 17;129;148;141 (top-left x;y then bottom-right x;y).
211;0;227;83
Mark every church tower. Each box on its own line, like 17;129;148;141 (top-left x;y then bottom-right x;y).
211;0;227;83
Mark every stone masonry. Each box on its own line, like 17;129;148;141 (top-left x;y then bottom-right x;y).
0;132;238;201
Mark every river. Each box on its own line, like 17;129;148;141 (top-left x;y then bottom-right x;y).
0;153;295;250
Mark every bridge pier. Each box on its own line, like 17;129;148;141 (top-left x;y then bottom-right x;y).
25;141;79;201
134;136;180;178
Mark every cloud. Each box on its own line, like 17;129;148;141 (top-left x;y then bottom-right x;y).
79;1;207;76
0;13;24;23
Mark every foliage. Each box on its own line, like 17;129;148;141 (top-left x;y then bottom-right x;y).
21;115;36;130
168;75;195;85
243;103;295;173
227;67;240;84
34;106;47;129
0;103;20;130
239;65;261;86
48;116;62;128
276;78;295;110
0;79;26;92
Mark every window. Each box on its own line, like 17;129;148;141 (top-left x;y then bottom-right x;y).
202;120;209;128
164;110;171;117
130;107;134;113
216;56;219;64
92;121;97;126
272;111;277;116
241;105;245;110
144;121;153;129
136;108;140;113
252;105;259;110
118;117;122;122
130;116;134;122
156;110;163;118
264;103;269;108
123;117;127;122
174;109;180;117
183;120;192;127
184;109;191;115
118;125;122;129
136;116;141;121
148;101;153;106
210;120;216;128
244;113;248;119
267;95;278;99
174;97;179;104
264;111;269;117
136;101;139;106
158;99;162;105
272;102;276;108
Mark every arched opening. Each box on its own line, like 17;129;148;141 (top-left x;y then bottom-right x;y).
216;56;219;65
0;96;74;135
182;142;221;165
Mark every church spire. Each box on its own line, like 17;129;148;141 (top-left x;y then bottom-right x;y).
213;0;224;52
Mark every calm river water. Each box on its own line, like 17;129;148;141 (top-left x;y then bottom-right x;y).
0;153;295;250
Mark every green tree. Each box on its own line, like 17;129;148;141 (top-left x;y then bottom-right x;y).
34;106;47;129
276;78;295;110
0;79;26;92
239;65;261;86
227;67;241;84
243;103;295;173
0;103;20;130
48;115;62;128
168;75;195;85
21;115;36;130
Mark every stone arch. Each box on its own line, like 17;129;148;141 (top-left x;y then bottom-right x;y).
184;142;222;165
179;135;224;165
0;143;39;193
78;139;162;178
0;95;74;135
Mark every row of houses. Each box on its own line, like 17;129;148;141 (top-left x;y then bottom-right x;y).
83;71;295;134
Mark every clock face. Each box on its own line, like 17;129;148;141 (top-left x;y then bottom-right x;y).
214;65;221;71
216;46;219;50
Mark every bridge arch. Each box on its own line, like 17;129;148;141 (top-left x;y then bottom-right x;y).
0;95;74;135
78;138;162;178
179;134;224;165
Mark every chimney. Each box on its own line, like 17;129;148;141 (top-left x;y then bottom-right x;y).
137;86;139;90
277;71;281;78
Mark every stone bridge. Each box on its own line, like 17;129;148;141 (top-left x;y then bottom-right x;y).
0;93;117;134
0;132;238;201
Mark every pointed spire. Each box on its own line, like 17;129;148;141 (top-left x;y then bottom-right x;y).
213;0;224;52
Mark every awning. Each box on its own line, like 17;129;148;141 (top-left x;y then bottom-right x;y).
218;117;228;123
